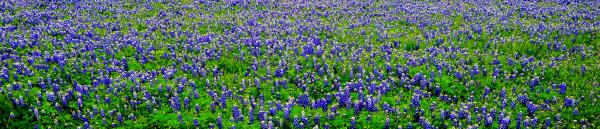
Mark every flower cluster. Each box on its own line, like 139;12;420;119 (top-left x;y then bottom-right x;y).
0;0;598;129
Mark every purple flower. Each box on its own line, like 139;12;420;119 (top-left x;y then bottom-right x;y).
195;104;201;114
581;64;587;74
248;107;255;124
529;77;539;92
211;102;217;112
484;115;493;127
171;94;181;111
564;97;574;107
303;43;314;55
104;96;111;104
294;115;300;128
314;113;320;125
33;108;39;120
77;98;83;110
232;105;241;122
178;113;184;125
558;83;567;95
385;117;390;129
55;103;62;112
9;112;15;118
301;112;309;126
117;113;123;124
545;117;551;128
129;114;135;120
410;94;420;109
527;102;537;115
146;100;152;112
184;97;191;110
350;116;356;129
220;93;227;108
217;115;223;129
46;91;55;102
516;112;523;129
269;107;276;116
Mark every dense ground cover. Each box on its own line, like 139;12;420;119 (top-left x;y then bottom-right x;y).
0;0;599;128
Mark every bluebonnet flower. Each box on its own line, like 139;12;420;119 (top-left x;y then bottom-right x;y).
353;101;361;115
184;97;190;110
194;90;200;99
303;43;314;55
558;83;567;95
511;100;516;110
211;102;217;112
516;112;523;129
195;104;201;114
105;96;111;104
249;107;255;124
217;115;223;129
564;97;574;107
434;86;440;96
9;112;15;119
350;116;356;129
530;117;539;128
129;114;135;120
314;113;320;125
178;112;184;125
36;91;43;101
194;118;199;127
483;86;490;98
117;113;123;124
46;91;55;102
294;115;300;128
232;105;241;122
146;100;152;112
529;77;539;92
32;108;39;120
484;115;493;127
269;107;276;116
221;92;227;108
385;117;390;129
545;117;551;128
55;103;62;112
258;110;266;122
410;94;420;109
527;102;538;115
301;112;309;127
77;98;84;110
171;94;182;111
581;64;586;74
18;96;25;107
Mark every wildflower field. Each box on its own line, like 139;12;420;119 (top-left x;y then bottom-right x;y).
0;0;599;128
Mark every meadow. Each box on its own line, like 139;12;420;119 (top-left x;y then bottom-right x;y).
0;0;599;128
